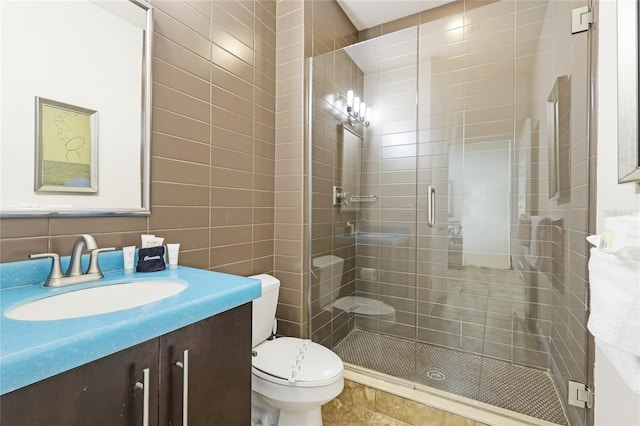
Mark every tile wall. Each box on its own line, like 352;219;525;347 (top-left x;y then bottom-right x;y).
348;1;561;366
308;2;591;424
274;0;357;337
356;27;419;340
308;49;363;347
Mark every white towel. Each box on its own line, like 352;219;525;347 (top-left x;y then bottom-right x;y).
587;213;640;396
516;214;531;247
524;216;551;271
595;337;640;397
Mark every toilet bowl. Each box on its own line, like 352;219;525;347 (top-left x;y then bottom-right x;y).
332;296;397;330
250;274;344;426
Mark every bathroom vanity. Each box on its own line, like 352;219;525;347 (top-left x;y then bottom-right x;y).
0;254;261;425
1;304;250;425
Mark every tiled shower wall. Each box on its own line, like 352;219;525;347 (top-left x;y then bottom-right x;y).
356;28;419;340
308;50;364;348
312;2;590;424
274;0;357;337
354;1;562;364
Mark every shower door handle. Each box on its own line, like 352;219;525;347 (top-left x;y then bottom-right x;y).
427;185;436;228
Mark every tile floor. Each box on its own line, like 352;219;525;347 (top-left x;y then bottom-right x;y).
322;379;488;426
334;329;568;425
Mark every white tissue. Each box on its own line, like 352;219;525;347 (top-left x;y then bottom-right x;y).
524;216;551;270
360;267;377;281
141;234;164;248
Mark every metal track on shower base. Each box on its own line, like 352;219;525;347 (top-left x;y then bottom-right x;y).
334;329;569;426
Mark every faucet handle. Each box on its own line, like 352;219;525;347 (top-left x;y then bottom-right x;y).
87;247;116;275
29;253;64;285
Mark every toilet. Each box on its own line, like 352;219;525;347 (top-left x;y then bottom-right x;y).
312;255;397;329
332;295;397;327
250;274;344;426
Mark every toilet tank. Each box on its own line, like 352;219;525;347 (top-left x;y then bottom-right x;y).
249;274;280;347
312;255;344;309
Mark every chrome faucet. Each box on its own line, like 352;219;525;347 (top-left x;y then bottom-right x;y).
67;234;98;276
29;234;115;287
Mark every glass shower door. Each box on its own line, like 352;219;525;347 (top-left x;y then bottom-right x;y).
339;27;421;384
311;1;589;424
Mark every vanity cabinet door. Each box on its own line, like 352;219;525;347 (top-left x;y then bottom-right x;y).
0;338;159;426
159;303;252;426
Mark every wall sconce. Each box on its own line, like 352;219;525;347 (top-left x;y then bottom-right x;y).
339;90;371;127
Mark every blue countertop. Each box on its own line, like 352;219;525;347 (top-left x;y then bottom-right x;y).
0;252;261;395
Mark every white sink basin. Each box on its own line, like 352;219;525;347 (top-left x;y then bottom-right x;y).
5;280;187;321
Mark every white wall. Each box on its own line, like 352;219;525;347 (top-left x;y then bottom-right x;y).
595;1;640;424
462;140;511;269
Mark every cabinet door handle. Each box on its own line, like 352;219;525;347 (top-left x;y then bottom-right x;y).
176;349;189;426
134;368;150;426
427;185;436;228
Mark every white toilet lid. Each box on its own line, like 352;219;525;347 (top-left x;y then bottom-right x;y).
252;337;343;386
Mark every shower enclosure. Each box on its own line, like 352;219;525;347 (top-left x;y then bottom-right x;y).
308;1;591;425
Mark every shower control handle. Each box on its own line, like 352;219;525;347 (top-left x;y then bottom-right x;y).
427;185;436;228
333;186;350;207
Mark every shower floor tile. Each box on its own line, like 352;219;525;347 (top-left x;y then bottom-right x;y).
334;329;569;425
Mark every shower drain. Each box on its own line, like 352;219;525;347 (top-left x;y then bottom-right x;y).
426;370;446;381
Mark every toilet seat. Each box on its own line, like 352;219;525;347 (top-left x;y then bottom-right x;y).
332;296;396;317
252;337;343;388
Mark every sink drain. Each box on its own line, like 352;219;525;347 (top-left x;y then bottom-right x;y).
426;370;446;381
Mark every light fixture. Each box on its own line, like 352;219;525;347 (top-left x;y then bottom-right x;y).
335;90;371;126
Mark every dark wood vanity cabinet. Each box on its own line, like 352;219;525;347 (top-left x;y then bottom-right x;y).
0;303;252;426
160;302;252;425
0;337;160;425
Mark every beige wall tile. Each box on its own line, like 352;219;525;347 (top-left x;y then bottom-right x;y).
154;58;210;102
152;182;210;207
152;0;211;39
153;9;211;60
152;133;210;164
149;206;210;230
152;157;210;186
154;108;211;143
211;43;254;82
0;238;49;263
154;34;211;81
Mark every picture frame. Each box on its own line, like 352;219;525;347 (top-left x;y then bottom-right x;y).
35;97;98;194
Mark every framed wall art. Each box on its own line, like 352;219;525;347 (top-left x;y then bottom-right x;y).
35;97;98;194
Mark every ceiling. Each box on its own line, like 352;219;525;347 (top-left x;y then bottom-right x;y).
336;0;454;31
